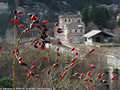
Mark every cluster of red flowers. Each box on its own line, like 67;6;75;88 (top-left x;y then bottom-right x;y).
9;9;117;89
10;9;65;86
0;46;2;51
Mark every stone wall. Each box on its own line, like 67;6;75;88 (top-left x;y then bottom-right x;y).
107;56;120;90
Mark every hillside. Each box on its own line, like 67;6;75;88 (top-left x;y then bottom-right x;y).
0;0;120;39
1;0;120;11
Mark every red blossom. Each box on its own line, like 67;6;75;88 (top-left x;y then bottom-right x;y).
97;73;102;79
32;62;36;65
17;11;23;14
42;69;46;73
40;81;43;85
36;24;41;29
56;47;59;51
72;58;76;62
89;79;93;82
89;49;95;53
74;73;78;76
57;30;63;33
60;73;65;78
42;20;48;24
31;65;35;70
34;40;38;45
80;73;84;77
18;17;20;21
75;52;78;56
30;71;34;75
40;45;44;50
71;63;74;67
57;53;60;56
71;47;75;51
111;76;115;80
55;22;59;27
11;18;20;24
65;61;69;64
27;73;31;79
16;52;19;56
53;64;57;68
87;71;91;76
11;18;15;24
87;86;90;89
43;57;47;60
19;60;23;64
91;65;95;69
93;84;97;87
14;20;19;24
31;14;36;20
25;68;29;73
11;49;15;54
102;73;106;76
66;67;69;70
34;75;40;78
84;78;88;81
0;46;2;51
18;24;24;28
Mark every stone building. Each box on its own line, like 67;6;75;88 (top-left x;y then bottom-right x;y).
83;30;114;44
54;12;85;44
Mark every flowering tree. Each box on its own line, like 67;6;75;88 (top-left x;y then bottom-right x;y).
0;10;116;90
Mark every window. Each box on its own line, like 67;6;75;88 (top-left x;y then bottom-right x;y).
80;30;82;33
85;38;87;41
65;19;67;22
75;30;77;32
69;19;71;22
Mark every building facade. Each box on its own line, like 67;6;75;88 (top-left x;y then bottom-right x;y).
54;12;85;44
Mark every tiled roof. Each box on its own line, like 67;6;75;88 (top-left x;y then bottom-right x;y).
83;30;101;38
61;12;78;15
59;12;81;18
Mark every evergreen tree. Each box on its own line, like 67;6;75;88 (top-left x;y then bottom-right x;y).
89;4;110;29
50;0;60;11
81;5;90;26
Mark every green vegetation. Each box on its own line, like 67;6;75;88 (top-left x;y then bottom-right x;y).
82;4;110;29
81;5;90;26
0;77;12;88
